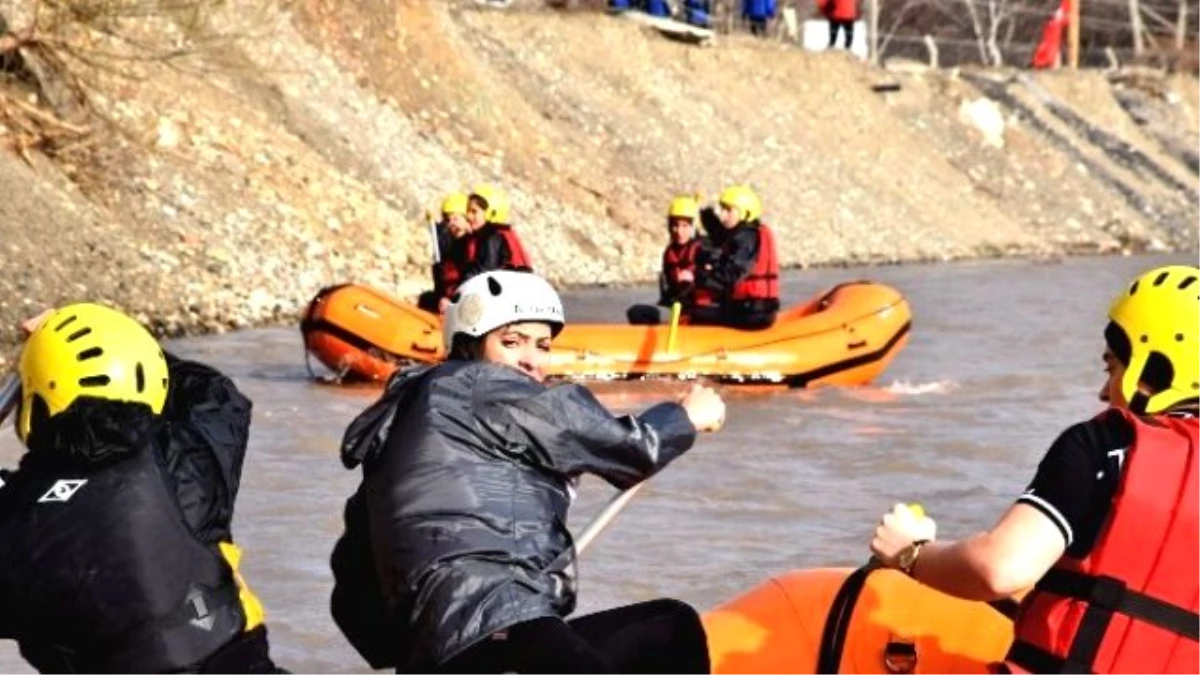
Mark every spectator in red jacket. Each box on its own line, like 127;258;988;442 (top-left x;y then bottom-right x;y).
818;0;859;49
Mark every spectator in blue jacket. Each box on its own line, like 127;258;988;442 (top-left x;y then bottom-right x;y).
743;0;776;35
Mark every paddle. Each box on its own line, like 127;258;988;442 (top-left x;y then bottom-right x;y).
542;293;691;566
548;303;686;571
0;372;18;427
545;480;649;574
425;210;442;265
666;301;682;353
572;480;649;559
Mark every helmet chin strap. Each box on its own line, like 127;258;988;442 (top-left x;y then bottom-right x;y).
1122;352;1151;415
1129;391;1150;415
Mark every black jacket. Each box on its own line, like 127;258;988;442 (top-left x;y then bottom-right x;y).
463;224;530;279
331;360;697;671
0;354;254;673
697;223;761;296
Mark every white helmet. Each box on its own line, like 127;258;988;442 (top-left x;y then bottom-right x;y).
442;270;565;351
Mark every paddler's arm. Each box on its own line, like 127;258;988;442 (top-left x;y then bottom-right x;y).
871;421;1105;601
901;503;1064;600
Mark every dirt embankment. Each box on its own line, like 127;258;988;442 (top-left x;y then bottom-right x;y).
0;0;1196;363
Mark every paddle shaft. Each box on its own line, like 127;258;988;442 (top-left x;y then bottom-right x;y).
0;373;18;427
426;212;441;264
666;302;682;353
549;480;648;572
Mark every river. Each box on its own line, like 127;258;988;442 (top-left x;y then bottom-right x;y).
0;253;1189;672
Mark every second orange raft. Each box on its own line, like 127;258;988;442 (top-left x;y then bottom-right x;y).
300;280;912;386
703;566;1015;673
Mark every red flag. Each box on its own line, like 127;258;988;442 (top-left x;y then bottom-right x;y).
1031;0;1070;68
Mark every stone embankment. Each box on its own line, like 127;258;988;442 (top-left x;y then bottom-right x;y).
0;0;1195;364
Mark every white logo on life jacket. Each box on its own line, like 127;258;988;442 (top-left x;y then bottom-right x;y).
187;587;215;631
38;479;88;503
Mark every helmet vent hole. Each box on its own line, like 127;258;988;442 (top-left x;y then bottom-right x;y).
48;381;56;391
1129;281;1140;295
487;276;503;296
1178;334;1185;342
1142;352;1174;392
1179;275;1197;290
79;375;111;388
1140;335;1149;343
1153;271;1169;287
77;347;103;361
54;315;78;332
135;364;145;393
66;327;92;343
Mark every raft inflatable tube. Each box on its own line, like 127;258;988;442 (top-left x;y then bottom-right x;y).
300;280;912;386
702;566;1015;674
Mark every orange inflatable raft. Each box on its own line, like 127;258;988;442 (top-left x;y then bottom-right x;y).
703;566;1015;674
300;281;912;386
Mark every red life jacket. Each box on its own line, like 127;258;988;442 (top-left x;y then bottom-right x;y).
1006;410;1199;674
729;223;779;303
663;239;701;288
465;225;533;273
662;239;714;308
497;226;532;272
437;254;464;299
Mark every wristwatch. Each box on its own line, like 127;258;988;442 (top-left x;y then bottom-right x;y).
897;539;930;576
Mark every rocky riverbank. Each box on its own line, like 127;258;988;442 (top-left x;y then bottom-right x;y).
0;0;1196;364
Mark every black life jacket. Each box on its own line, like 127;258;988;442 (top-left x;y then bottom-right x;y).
0;405;244;674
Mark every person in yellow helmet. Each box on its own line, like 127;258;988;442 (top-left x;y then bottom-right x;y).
0;303;285;674
627;195;717;325
658;195;707;307
691;185;780;329
870;265;1199;674
463;184;534;280
419;192;473;315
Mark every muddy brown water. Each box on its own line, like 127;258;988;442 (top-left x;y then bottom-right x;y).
0;253;1189;672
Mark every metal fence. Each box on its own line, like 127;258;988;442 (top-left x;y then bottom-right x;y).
585;0;1199;68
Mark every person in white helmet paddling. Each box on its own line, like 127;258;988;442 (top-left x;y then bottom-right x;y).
330;270;726;674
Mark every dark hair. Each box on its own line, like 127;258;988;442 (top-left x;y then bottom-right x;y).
1104;321;1132;366
448;334;484;361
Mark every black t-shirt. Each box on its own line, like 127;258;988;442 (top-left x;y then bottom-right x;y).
1018;409;1196;557
1018;411;1130;557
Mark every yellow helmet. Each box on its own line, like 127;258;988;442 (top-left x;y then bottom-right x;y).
469;184;511;225
668;195;699;221
441;192;469;217
1106;265;1199;415
718;185;762;223
17;303;169;443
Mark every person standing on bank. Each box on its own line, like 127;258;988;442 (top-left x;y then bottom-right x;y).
818;0;859;49
331;270;726;674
